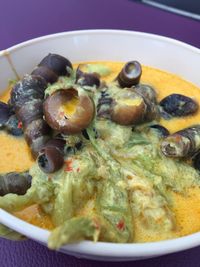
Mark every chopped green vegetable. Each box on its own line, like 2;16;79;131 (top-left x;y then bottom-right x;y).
0;164;54;212
85;64;111;77
48;217;99;249
0;224;25;241
45;70;76;96
52;150;98;226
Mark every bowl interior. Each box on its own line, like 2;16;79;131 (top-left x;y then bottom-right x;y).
1;30;200;91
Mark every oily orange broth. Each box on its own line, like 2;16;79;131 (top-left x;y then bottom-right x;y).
1;61;200;240
0;88;53;228
0;88;34;173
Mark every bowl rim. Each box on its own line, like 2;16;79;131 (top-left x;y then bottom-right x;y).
1;206;200;258
0;29;200;258
1;29;200;55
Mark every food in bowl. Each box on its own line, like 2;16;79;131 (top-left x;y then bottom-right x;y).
1;53;200;250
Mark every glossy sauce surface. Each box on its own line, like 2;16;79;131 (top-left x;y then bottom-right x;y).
1;62;200;240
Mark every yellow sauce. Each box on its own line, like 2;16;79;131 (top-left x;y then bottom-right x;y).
60;96;79;116
0;89;34;173
0;132;34;173
1;61;200;241
13;204;54;230
133;188;200;242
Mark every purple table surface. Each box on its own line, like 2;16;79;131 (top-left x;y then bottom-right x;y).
1;0;200;266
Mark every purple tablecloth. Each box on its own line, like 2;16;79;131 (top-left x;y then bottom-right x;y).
1;0;200;266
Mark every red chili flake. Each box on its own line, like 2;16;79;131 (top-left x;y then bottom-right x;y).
17;121;23;129
174;135;182;142
116;220;125;231
64;159;73;172
93;218;100;230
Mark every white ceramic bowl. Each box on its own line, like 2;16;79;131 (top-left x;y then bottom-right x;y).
0;30;200;261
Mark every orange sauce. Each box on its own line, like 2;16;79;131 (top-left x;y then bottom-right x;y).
1;62;200;241
13;204;54;230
